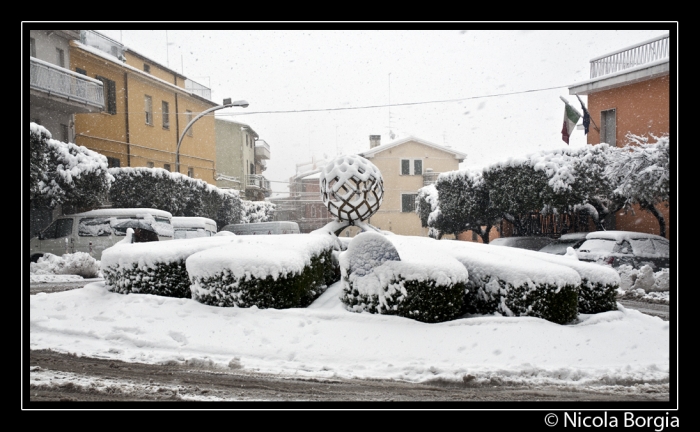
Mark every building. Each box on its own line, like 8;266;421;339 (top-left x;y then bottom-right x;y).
29;30;106;238
215;118;271;201
70;30;220;184
29;30;105;148
359;135;467;236
269;157;333;233
568;32;670;238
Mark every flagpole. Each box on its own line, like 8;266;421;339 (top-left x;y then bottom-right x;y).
575;95;600;133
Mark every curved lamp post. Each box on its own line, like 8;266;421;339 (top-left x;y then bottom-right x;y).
175;99;249;173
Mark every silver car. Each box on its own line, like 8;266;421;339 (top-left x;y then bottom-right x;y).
576;231;670;270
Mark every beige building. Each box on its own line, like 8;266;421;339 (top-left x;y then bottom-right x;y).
70;30;219;184
359;135;466;236
215;118;271;200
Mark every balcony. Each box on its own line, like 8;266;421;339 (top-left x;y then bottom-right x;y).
423;170;440;186
246;174;271;191
255;140;271;160
80;30;125;61
589;34;669;79
30;57;105;111
184;78;212;101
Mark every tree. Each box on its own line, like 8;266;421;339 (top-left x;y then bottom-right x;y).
606;134;670;237
241;200;276;223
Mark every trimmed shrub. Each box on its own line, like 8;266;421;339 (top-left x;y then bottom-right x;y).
188;234;339;309
339;233;468;323
101;236;239;298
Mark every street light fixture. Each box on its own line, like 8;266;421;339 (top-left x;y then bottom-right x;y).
175;98;249;173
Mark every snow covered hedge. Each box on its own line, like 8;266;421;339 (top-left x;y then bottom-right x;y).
187;234;339;309
101;235;239;298
108;167;242;229
339;233;469;323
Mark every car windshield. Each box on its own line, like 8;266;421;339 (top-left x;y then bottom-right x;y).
578;238;616;253
539;240;579;255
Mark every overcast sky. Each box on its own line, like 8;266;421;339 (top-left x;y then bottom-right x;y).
95;26;673;196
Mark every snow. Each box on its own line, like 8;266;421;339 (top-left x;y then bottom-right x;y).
29;235;671;388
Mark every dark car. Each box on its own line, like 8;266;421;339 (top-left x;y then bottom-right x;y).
489;236;555;251
576;231;670;270
537;232;589;255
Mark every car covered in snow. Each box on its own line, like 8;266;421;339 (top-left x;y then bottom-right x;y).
489;236;554;251
537;232;589;255
576;231;670;270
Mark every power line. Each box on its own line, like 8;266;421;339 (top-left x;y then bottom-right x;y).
216;84;570;116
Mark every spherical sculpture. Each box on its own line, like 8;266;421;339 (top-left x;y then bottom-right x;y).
320;155;384;222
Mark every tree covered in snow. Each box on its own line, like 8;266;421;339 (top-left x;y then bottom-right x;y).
108;167;242;228
240;200;276;223
606;134;670;238
29;123;113;211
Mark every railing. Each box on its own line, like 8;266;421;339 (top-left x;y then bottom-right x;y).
423;171;440;186
30;57;104;108
246;174;271;191
80;30;125;61
255;140;271;160
590;34;669;79
184;78;212;100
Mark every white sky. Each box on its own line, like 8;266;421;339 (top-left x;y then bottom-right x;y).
93;27;673;196
29;232;671;395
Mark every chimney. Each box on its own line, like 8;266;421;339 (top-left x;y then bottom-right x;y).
370;135;381;149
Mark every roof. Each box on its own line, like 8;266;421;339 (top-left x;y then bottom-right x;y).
172;216;216;227
64;208;173;218
359;136;467;161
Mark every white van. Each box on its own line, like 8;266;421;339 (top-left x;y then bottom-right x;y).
172;216;217;239
29;208;174;262
221;221;300;235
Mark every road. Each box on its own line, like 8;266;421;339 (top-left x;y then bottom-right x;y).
26;279;670;403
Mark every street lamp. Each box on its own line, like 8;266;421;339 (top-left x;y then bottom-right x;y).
176;98;249;173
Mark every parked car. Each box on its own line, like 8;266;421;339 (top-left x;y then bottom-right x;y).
29;208;174;262
220;221;300;235
576;231;670;270
537;232;589;255
488;236;554;251
172;216;217;239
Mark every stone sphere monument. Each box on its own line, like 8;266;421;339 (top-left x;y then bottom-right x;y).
320;155;384;223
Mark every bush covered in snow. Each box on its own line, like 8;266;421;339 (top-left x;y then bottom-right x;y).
30;252;102;279
339;233;468;323
240;200;276;223
187;234;339;309
108;167;242;229
101;236;239;298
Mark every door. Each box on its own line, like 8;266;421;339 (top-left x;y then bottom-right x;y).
33;217;75;257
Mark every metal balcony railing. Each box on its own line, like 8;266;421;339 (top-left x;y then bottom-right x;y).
590;34;669;79
423;171;440;186
184;78;212;100
30;57;105;108
80;30;125;61
246;174;271;191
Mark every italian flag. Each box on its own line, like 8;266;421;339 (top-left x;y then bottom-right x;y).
560;97;581;145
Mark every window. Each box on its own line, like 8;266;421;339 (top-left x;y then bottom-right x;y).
60;124;69;143
30;37;36;57
186;110;193;136
41;218;73;239
75;67;87;75
601;109;616;146
401;193;418;212
145;95;153;125
78;218;112;237
162;101;169;129
164;164;171;172
107;157;120;168
250;163;255;175
143;64;151;73
95;75;117;114
146;161;154;168
400;159;423;175
56;48;65;68
188;167;194;177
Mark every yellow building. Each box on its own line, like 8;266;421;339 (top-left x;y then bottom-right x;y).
359;135;466;236
70;30;219;184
